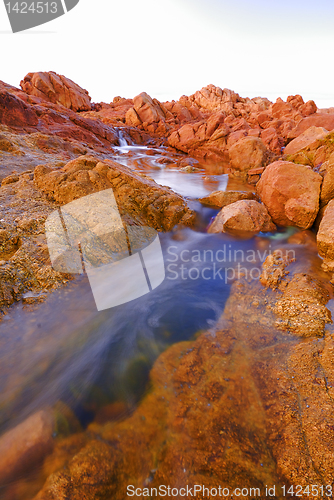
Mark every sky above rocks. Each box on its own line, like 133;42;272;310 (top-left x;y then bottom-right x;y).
1;0;334;107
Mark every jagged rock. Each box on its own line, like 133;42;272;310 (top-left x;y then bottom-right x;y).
257;161;322;229
20;72;92;112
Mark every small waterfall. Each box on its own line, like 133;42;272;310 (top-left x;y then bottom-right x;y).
117;129;130;147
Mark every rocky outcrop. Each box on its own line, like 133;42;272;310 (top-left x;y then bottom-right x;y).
20;72;92;112
207;199;276;234
34;156;194;232
257;161;322;229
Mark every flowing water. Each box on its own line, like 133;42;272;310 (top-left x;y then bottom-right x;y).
0;139;327;497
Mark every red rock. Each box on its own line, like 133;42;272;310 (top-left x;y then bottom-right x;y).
300;100;317;116
321;161;334;207
271;98;295;119
207;199;276;234
288;114;334;139
317;199;334;264
20;72;92;112
205;111;226;138
125;107;141;127
34;156;194;231
229;136;267;174
190;85;240;112
199;190;256;207
133;92;165;124
0;409;55;483
287;94;304;109
226;130;248;148
284;126;329;156
0;90;39;128
257;160;322;229
260;127;284;154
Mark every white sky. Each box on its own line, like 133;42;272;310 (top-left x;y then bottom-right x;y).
1;0;334;107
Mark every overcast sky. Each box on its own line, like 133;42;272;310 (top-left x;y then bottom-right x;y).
1;0;334;107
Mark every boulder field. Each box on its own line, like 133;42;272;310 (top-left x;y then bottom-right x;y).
1;70;334;309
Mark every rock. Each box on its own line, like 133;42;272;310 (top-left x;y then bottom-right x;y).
207;199;276;234
1;174;19;186
257;161;322;229
133;92;165;124
0;409;55;484
20;72;92;112
284;126;329;156
0;89;39;128
321;160;334;207
0;134;15;152
260;127;284;154
273;274;331;337
288;113;334;140
199;190;256;207
34;156;194;232
228;136;267;174
317;200;334;270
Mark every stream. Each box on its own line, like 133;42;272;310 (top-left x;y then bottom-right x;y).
0;140;325;498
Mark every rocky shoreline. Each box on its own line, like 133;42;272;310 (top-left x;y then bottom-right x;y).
1;71;334;498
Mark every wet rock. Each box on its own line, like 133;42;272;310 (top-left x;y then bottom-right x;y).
0;409;55;484
273;274;332;337
1;174;19;186
228;136;267;174
0;134;15;152
207;199;276;235
257;160;322;229
20;72;92;112
199;190;256;208
260;250;292;290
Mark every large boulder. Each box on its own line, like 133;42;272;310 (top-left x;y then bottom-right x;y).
257;161;322;229
34;156;194;231
317;200;334;271
284;126;329;156
20;72;92;112
208;199;276;234
229;136;267;174
288;113;334;139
